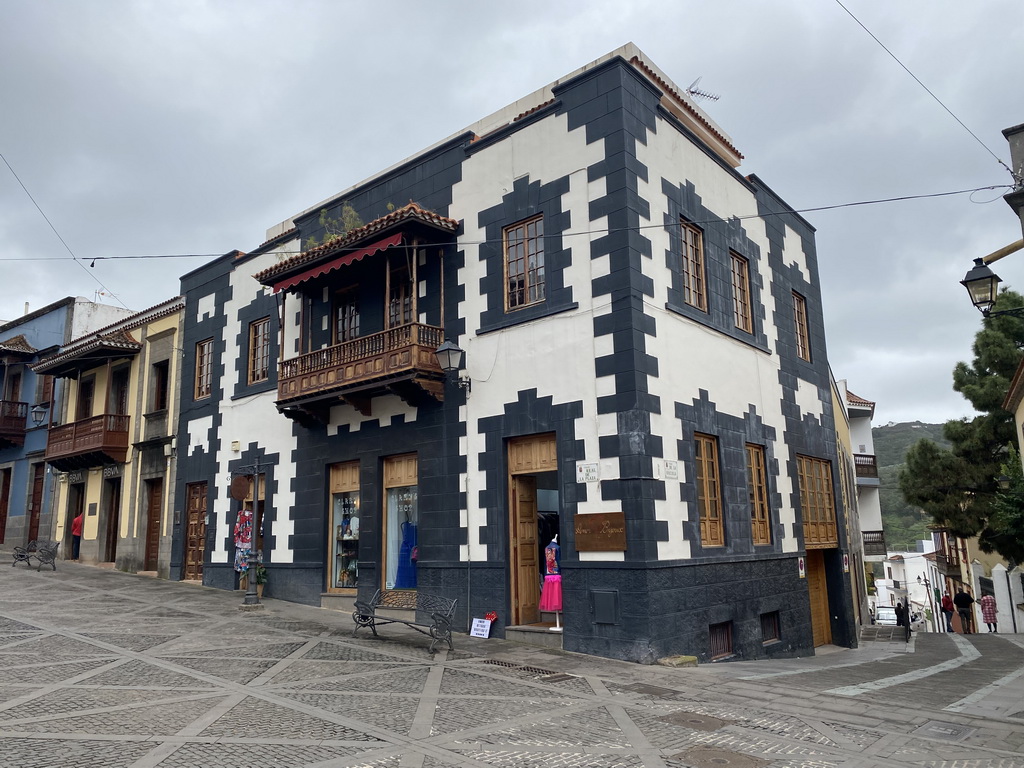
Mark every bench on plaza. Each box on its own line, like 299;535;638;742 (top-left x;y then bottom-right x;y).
352;588;457;653
12;540;60;571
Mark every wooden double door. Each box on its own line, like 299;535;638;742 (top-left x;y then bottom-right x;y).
806;549;833;646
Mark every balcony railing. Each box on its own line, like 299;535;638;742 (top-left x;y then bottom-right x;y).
45;413;130;470
278;323;446;406
862;530;887;557
853;453;878;478
0;400;28;447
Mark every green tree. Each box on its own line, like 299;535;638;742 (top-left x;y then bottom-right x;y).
304;202;364;250
990;446;1024;564
899;288;1024;560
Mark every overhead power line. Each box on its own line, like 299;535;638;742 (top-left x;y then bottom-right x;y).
0;183;1010;264
0;151;129;309
834;0;1017;182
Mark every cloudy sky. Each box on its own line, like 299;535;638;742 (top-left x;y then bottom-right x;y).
1;0;1021;426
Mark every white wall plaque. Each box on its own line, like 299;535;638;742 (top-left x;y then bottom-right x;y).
576;462;600;483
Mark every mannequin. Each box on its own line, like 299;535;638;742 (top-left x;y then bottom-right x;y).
539;535;562;631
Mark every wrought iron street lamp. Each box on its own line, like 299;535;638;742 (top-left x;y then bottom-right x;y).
30;404;47;426
434;340;470;391
961;241;1024;318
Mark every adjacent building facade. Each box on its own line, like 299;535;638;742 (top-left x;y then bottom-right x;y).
34;298;184;577
171;44;856;662
1;298;132;547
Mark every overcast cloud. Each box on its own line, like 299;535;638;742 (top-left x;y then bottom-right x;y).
2;0;1021;426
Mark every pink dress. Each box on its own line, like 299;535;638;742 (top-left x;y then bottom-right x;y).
539;543;562;612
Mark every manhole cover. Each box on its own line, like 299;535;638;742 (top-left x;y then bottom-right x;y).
912;720;978;742
627;683;675;697
670;747;769;768
660;711;732;731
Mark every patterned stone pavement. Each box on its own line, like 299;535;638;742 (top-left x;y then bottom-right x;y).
1;562;1022;767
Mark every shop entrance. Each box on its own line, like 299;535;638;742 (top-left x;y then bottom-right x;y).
806;549;833;646
507;433;557;626
143;479;163;571
27;463;44;542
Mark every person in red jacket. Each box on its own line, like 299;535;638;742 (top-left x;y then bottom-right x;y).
941;592;955;633
71;513;83;561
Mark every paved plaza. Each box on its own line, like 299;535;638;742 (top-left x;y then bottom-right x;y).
1;561;1022;768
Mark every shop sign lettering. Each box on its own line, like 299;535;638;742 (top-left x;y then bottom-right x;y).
102;464;122;479
574;511;627;551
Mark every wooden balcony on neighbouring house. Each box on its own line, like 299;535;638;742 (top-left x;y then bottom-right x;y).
854;453;878;479
862;530;887;557
0;400;28;447
935;551;961;578
277;323;447;421
44;413;130;471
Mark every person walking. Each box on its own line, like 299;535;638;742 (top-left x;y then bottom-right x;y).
980;593;998;633
941;592;955;633
895;601;910;642
953;587;975;633
71;512;83;561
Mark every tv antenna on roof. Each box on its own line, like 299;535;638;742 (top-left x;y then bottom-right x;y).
686;77;720;103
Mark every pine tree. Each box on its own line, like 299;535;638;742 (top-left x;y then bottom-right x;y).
899;288;1024;561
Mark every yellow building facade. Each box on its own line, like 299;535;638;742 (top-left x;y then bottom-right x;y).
35;298;183;577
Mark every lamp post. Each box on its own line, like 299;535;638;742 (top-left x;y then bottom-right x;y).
231;454;269;611
961;243;1024;318
434;340;471;629
917;574;937;633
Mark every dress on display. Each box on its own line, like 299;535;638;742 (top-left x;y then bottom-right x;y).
233;509;253;574
394;521;418;589
539;539;562;612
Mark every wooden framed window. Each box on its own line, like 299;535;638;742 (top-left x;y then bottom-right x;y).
248;318;271;385
746;443;771;545
388;264;413;328
797;454;838;547
681;220;706;311
195;339;213;399
694;433;724;547
150;361;169;412
333;287;360;342
793;291;811;361
504;215;545;310
731;252;753;332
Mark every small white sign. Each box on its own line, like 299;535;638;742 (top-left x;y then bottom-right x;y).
842;553;850;573
663;460;679;480
576;462;600;483
470;618;492;638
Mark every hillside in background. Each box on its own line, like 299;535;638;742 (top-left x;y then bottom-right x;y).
872;421;950;550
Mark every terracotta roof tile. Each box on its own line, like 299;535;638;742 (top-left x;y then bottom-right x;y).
254;202;459;284
846;390;875;408
0;334;37;355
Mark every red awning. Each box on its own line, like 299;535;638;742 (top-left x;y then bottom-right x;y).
272;233;403;293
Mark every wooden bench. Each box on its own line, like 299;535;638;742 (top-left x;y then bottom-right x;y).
12;540;59;571
352;589;457;653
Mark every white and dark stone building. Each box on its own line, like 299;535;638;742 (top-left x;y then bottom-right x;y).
171;44;856;662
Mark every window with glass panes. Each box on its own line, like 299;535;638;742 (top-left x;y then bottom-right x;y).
195;339;213;399
746;443;771;545
333;287;360;342
694;433;724;546
504;216;545;310
681;221;707;311
731;252;753;332
388;265;413;328
793;292;811;361
797;455;838;547
248;318;271;384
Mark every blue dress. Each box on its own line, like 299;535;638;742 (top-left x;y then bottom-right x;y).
394;521;418;589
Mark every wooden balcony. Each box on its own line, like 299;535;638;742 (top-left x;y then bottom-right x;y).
853;453;878;479
277;323;447;420
45;413;130;471
0;400;28;448
862;530;887;557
